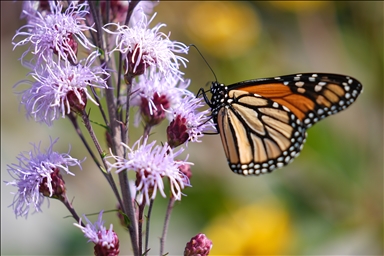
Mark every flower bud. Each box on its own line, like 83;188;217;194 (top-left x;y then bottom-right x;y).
184;233;213;256
178;163;192;180
52;33;79;64
93;230;120;256
167;115;189;148
39;167;67;201
140;93;170;126
66;89;87;114
123;44;148;78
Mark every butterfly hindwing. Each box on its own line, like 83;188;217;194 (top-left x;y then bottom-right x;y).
216;89;307;175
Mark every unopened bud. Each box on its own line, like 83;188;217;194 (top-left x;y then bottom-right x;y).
184;233;213;256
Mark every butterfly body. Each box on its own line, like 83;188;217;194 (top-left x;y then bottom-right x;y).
204;73;363;176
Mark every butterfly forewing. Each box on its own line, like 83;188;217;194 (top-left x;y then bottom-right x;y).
231;73;363;128
208;73;362;176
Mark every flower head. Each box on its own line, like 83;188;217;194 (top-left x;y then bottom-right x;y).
17;52;110;126
74;211;120;256
107;137;191;205
129;70;192;126
167;95;215;147
103;9;188;78
13;1;95;64
184;233;213;256
5;138;82;218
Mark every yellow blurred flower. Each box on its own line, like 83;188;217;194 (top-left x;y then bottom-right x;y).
269;1;330;13
204;201;294;255
185;2;260;59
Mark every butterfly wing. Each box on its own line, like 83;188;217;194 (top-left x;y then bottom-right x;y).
211;73;363;176
231;73;363;128
217;89;307;175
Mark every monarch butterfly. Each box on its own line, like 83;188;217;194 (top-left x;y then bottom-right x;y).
201;73;363;176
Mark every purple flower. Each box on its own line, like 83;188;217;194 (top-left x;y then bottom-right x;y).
13;1;95;64
17;52;110;126
129;70;192;126
103;9;188;78
5;138;82;218
74;211;120;256
167;95;215;147
107;137;191;205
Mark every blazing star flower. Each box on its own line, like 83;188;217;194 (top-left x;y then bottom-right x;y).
107;137;191;205
5;138;82;218
17;51;110;126
13;1;95;64
103;8;188;78
129;70;192;126
74;211;120;256
167;95;215;147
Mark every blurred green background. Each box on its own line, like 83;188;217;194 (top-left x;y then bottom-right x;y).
1;1;382;255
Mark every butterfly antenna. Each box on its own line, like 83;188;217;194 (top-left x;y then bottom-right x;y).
189;44;218;82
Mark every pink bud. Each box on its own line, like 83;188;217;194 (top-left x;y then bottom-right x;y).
184;233;213;256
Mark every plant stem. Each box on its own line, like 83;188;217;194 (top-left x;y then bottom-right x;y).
80;110;123;209
67;113;101;169
62;194;84;227
160;197;176;256
144;199;154;256
138;201;146;255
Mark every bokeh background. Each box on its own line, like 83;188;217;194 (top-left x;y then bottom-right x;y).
1;1;382;255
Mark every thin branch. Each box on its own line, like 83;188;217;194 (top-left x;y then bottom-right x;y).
144;199;154;256
62;194;84;227
80;110;123;209
90;86;109;127
160;197;176;256
67;112;101;168
138;201;146;255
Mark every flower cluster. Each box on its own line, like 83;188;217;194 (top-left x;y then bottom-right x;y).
8;1;214;255
13;1;109;126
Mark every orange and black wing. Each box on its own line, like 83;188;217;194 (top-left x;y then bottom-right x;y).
209;73;362;176
216;89;307;175
231;73;363;128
